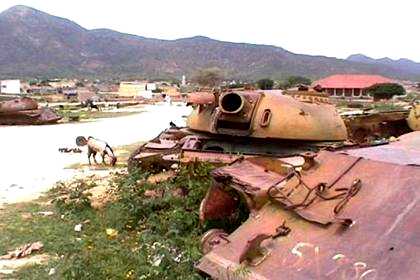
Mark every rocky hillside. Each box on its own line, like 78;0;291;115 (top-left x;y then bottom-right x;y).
1;5;419;80
347;54;420;78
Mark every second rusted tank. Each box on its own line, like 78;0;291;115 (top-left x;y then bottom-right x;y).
129;89;350;171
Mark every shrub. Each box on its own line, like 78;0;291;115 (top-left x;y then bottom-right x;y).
367;83;405;100
52;180;94;216
257;78;274;90
192;67;224;87
278;76;312;89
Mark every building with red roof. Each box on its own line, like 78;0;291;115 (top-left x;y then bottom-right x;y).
313;74;393;98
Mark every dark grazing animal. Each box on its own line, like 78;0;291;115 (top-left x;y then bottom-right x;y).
82;100;101;111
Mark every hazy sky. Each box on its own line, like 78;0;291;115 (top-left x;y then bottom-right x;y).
1;0;419;61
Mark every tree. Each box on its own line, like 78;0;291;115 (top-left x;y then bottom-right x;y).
39;80;50;86
279;75;312;89
367;83;406;100
192;67;224;87
257;78;274;90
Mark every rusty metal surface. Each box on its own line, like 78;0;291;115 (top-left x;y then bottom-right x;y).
187;92;215;105
394;131;420;151
197;151;420;279
144;141;177;149
187;90;348;141
199;184;239;222
0;107;61;125
0;97;38;113
201;229;230;255
129;123;349;172
283;90;331;104
342;109;411;143
180;150;242;165
211;158;290;212
407;104;420;131
343;131;420;166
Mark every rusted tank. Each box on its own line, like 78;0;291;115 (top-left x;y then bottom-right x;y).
0;97;61;125
129;90;349;171
197;132;420;279
0;97;38;113
127;89;420;279
407;103;420;131
341;108;412;143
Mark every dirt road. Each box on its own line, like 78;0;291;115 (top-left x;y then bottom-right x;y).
0;103;190;205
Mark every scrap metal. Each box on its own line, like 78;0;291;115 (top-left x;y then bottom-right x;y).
0;97;61;125
341;109;412;143
125;89;420;279
407;103;420;131
197;148;420;279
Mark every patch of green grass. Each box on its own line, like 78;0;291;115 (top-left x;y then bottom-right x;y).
370;102;404;112
1;162;247;279
57;109;142;123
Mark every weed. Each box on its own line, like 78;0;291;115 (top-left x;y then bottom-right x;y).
51;180;95;217
0;161;252;279
3;162;237;279
232;264;251;279
370;102;404;112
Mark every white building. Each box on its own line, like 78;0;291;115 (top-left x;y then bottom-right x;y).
118;81;157;99
0;80;21;94
146;83;156;91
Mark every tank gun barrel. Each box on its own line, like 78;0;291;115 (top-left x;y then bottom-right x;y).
219;92;246;114
187;92;215;105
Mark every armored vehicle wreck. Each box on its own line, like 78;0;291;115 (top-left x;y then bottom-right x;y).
128;90;350;170
0;97;61;125
197;131;420;279
128;89;420;279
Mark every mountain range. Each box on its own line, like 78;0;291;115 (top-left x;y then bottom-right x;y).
0;5;419;81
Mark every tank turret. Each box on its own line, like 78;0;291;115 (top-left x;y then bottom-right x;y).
187;90;348;141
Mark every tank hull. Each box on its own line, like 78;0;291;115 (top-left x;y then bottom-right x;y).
197;133;420;279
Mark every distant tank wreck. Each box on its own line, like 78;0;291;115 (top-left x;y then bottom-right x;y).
0;97;61;125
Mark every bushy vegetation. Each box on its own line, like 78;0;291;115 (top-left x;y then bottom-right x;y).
370;102;405;112
192;67;225;88
278;75;312;89
367;83;406;100
256;78;274;90
0;162;248;279
56;107;140;123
